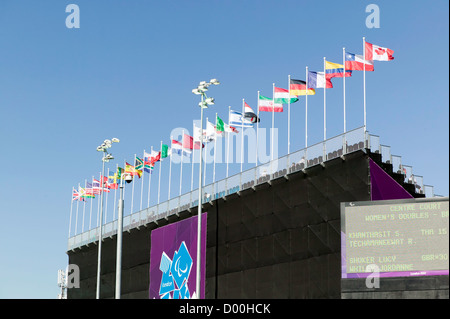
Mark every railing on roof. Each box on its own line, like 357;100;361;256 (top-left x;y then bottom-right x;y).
67;126;434;251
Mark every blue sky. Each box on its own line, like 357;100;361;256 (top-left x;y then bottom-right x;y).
0;1;448;298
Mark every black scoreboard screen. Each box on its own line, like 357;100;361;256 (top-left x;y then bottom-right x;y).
341;198;449;278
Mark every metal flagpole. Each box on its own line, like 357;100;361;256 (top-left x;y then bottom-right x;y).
147;148;152;207
68;191;74;238
130;154;136;214
305;67;309;149
191;123;195;192
203;118;208;186
256;91;260;166
140;152;145;211
82;180;86;233
363;36;367;133
158;141;162;204
168;137;173;200
180;131;184;196
213;114;217;185
113;164;118;220
288;75;291;154
323;57;327;140
89;176;94;229
226;106;231;178
343;47;347;133
240;99;244;173
271;83;275;161
75;183;79;235
97;173;101;226
105;168;109;223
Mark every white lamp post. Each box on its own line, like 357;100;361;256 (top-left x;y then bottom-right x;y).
95;137;119;299
192;78;219;299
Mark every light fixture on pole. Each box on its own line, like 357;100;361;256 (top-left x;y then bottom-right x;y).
115;171;133;299
192;78;219;299
95;137;119;299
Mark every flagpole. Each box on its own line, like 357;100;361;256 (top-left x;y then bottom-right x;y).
241;99;244;173
256;91;260;167
97;173;101;226
288;75;291;154
131;154;136;214
191;123;195;192
363;36;367;133
271;83;275;161
89;176;94;230
113;164;118;220
213;114;217;185
140;152;145;211
168;137;173;200
203;118;208;186
158;141;162;204
82;180;86;233
147;150;152;207
105;168;109;223
305;67;309;149
343;47;347;133
323;57;327;140
226;106;231;178
68;191;74;238
180;131;184;196
75;183;79;234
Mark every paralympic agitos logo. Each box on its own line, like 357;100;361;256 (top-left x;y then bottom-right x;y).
158;241;194;299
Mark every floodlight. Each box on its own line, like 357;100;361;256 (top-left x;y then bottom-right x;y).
205;97;215;105
210;79;220;85
192;88;202;95
112;138;120;143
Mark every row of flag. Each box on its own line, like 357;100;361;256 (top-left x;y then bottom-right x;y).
71;40;394;203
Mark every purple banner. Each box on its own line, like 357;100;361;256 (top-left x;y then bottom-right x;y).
149;213;207;299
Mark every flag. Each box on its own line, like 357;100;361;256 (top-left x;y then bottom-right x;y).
229;110;254;127
289;79;315;96
171;139;190;156
161;144;169;159
274;87;299;104
225;123;239;133
325;61;352;78
117;167;125;180
143;153;155;173
345;52;374;71
243;102;260;123
259;95;283;112
93;178;111;192
72;188;81;201
216;116;225;135
79;187;95;198
183;133;203;151
126;162;143;178
365;42;394;61
107;174;119;189
135;157;144;170
205;121;216;142
307;71;333;89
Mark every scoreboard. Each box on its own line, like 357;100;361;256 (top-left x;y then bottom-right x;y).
341;197;449;278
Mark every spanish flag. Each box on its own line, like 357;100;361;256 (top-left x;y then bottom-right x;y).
289;79;315;96
125;162;143;178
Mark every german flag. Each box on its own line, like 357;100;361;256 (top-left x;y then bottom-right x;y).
289;79;315;96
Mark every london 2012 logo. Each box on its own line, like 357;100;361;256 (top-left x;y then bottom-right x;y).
158;241;194;299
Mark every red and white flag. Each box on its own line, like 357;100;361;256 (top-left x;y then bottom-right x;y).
365;42;394;61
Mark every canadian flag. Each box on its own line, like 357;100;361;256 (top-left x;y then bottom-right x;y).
365;42;394;61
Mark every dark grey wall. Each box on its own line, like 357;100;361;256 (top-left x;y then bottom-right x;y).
68;151;447;299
